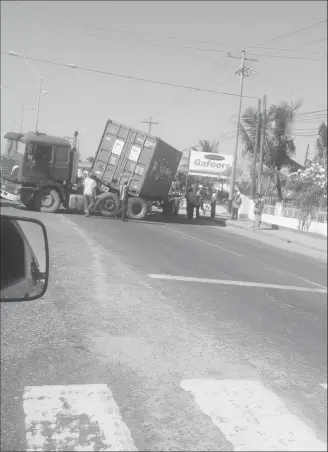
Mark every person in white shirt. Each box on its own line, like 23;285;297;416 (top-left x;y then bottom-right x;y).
210;190;217;218
83;173;97;217
119;180;129;221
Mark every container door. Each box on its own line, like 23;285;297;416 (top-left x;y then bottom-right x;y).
92;122;130;185
119;133;157;196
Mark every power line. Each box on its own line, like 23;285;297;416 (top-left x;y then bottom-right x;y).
248;19;327;48
181;131;236;152
246;52;325;61
4;4;326;62
242;44;323;55
139;57;233;123
1;52;259;100
295;109;327;116
10;2;327;59
8;1;236;49
300;37;327;48
142;116;158;135
295;116;327;121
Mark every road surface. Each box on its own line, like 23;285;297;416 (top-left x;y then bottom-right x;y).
1;202;327;451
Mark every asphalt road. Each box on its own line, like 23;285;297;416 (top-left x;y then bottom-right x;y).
1;202;327;451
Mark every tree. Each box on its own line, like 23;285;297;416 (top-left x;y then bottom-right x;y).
86;156;94;163
239;100;304;200
313;122;327;167
287;162;327;231
191;140;220;153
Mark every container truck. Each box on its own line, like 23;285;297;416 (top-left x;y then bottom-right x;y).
1;120;182;220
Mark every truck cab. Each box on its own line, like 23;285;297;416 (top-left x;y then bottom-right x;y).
2;131;79;212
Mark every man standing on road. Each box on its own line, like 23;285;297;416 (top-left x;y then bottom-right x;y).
210;190;217;219
119;179;129;222
83;172;97;217
253;192;265;230
232;190;242;220
186;187;196;220
196;184;205;219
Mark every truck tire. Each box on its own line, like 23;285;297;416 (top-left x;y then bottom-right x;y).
127;197;148;220
34;188;61;213
97;193;120;217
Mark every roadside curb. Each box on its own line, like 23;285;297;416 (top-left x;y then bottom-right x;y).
224;221;326;254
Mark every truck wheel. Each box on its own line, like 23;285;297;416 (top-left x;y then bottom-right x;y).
127;197;147;220
97;193;120;217
35;189;61;213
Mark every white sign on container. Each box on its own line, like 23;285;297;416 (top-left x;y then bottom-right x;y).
112;139;125;156
129;145;142;162
188;151;233;178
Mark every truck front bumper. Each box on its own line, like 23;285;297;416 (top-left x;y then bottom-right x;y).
0;181;21;202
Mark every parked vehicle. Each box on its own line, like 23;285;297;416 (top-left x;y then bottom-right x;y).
2;120;182;220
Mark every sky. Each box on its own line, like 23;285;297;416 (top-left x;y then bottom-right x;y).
1;1;327;165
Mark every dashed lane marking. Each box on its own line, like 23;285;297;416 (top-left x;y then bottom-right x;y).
148;274;327;293
23;384;138;451
161;226;244;257
181;379;327;451
255;260;327;290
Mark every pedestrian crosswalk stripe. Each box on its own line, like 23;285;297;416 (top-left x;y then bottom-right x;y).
23;384;138;451
181;379;327;451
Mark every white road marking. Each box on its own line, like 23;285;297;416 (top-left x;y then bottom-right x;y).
255;260;327;290
181;379;327;451
320;383;327;390
162;226;326;290
162;226;244;257
148;274;327;293
23;384;137;451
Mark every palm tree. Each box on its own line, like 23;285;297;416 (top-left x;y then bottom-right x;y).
191;140;220;153
239;100;304;200
313;122;327;167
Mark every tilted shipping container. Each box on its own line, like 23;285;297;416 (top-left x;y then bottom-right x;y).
91;120;182;201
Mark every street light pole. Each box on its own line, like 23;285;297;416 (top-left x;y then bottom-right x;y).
34;64;76;132
8;51;77;133
20;98;34;133
12;119;19;131
35;80;43;133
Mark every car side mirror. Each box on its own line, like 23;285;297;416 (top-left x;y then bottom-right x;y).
0;215;49;302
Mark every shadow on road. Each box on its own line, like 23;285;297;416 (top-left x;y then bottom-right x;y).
0;200;227;227
144;212;227;227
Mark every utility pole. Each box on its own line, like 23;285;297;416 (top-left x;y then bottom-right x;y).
227;50;258;212
257;94;267;193
304;144;310;166
142;116;159;135
251;98;262;198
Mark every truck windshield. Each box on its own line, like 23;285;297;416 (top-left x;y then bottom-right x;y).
4;139;25;156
